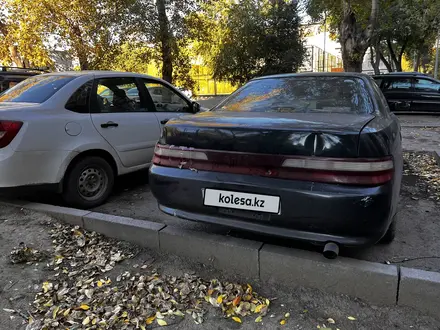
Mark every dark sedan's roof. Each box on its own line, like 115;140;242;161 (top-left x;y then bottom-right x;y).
372;72;431;78
253;72;370;81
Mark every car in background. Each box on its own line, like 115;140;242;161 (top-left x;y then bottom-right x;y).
373;72;440;114
0;71;200;208
0;66;47;93
150;73;403;256
176;87;193;99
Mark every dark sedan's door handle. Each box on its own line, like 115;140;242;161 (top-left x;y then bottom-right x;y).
160;119;169;124
101;121;119;128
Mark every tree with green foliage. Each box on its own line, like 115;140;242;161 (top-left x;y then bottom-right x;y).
376;0;439;72
307;0;379;72
4;0;132;70
214;0;305;85
0;0;52;67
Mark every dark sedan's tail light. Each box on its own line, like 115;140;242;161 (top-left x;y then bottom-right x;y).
153;144;394;186
0;120;23;148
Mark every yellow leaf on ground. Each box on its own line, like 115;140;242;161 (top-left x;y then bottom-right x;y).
255;304;265;313
157;319;167;326
82;316;90;325
280;319;286;325
217;295;223;304
265;299;270;306
52;306;60;319
146;315;156;325
327;318;335;324
79;304;90;311
232;316;242;323
255;316;263;323
97;280;103;287
348;316;357;321
285;313;290;318
247;284;253;294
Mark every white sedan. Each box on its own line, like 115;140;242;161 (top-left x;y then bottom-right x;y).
0;71;201;208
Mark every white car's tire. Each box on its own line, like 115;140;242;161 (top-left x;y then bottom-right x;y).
62;156;114;209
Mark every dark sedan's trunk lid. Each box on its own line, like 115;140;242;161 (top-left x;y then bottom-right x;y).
162;111;375;158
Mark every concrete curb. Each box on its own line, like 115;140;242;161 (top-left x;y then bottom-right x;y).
260;245;398;306
83;212;165;250
1;199;440;318
399;267;440;318
159;226;262;278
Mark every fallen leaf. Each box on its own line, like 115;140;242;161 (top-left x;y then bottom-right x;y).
255;304;265;313
82;316;90;325
173;310;185;317
217;295;223;304
79;304;90;311
232;316;242;323
327;318;335;324
348;316;357;321
2;309;15;313
157;319;167;326
280;319;286;325
255;315;263;323
146;315;156;325
52;306;60;319
233;296;241;306
285;313;290;318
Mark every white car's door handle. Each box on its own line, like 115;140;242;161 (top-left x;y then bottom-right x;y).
160;119;169;125
101;121;119;128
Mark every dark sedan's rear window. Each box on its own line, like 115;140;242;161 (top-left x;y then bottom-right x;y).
0;75;75;103
214;77;374;114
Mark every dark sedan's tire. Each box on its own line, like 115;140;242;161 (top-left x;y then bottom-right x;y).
380;215;397;244
62;156;114;209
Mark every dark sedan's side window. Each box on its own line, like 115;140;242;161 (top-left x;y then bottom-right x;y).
382;78;411;91
414;78;440;92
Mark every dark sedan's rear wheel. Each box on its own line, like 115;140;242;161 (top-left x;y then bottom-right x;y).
62;156;114;209
380;214;397;244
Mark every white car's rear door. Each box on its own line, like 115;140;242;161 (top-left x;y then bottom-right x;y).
141;80;194;130
90;77;160;168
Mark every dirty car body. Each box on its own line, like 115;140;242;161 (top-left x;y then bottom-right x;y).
150;73;403;247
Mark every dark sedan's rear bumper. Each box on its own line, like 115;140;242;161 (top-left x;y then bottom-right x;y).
149;165;397;247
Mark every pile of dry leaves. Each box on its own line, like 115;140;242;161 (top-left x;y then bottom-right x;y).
404;152;440;201
17;223;273;329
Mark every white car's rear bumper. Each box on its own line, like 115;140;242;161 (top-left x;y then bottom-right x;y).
0;147;74;188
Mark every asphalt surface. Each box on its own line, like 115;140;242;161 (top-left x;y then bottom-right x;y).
2;205;439;329
8;98;440;273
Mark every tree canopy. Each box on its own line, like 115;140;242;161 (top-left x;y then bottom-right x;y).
214;0;306;85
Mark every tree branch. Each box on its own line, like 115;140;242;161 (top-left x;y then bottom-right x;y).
379;51;393;72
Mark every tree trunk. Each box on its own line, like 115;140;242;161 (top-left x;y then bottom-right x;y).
339;0;379;73
9;45;25;67
369;46;380;74
413;52;421;72
386;38;407;72
157;0;173;83
379;52;393;72
77;51;89;70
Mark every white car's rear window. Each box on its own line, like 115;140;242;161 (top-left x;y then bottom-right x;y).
0;75;74;103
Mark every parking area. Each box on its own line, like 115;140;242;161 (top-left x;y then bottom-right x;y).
9;99;440;273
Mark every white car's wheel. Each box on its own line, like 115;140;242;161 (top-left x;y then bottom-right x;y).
62;156;114;209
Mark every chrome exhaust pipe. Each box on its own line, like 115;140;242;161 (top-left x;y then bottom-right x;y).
323;242;339;259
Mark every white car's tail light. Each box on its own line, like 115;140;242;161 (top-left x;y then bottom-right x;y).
0;121;23;148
